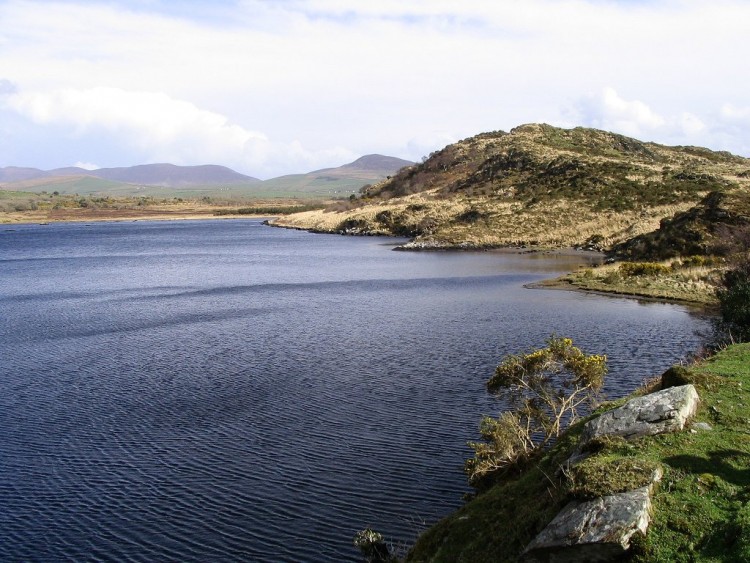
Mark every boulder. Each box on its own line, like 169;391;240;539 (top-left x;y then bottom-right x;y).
522;486;653;562
579;384;699;448
527;385;700;561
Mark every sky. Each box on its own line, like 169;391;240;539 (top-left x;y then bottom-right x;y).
0;0;748;179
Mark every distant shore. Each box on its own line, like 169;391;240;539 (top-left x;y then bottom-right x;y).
0;206;272;225
5;208;719;310
525;276;716;310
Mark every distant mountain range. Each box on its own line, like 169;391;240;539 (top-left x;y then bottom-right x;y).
0;154;414;198
0;163;259;186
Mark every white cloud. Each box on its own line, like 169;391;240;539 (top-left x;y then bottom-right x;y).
73;161;100;170
567;88;750;157
1;1;749;171
7;86;265;150
0;78;17;95
3;86;355;177
574;87;666;139
678;113;706;137
720;104;750;124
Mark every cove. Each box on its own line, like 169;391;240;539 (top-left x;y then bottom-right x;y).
0;219;712;561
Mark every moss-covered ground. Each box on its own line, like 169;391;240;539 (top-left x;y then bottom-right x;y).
406;344;750;562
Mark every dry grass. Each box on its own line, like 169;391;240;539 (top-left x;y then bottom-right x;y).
272;193;696;250
558;259;723;305
282;124;750;256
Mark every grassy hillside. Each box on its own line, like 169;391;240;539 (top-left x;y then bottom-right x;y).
406;344;750;562
0;174;266;198
613;190;750;260
254;173;376;199
255;155;413;198
539;189;750;305
3;175;132;195
0;169;389;200
273;124;750;251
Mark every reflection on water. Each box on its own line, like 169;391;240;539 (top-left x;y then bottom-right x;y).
0;220;711;561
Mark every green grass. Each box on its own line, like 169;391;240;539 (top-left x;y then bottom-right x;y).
634;346;750;561
406;344;750;562
256;174;371;198
13;175;130;195
5;175;376;199
0;189;38;199
405;422;586;562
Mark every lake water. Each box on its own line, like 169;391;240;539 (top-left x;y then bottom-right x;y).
0;219;712;561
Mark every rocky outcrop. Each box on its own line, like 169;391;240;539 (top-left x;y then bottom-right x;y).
524;384;700;562
523;485;656;562
579;384;699;448
611;190;750;260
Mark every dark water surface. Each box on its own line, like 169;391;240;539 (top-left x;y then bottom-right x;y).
0;220;711;561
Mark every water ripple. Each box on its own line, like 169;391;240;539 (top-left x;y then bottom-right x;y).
0;220;712;562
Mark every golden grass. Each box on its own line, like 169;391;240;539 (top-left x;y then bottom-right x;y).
272;193;697;251
558;259;723;305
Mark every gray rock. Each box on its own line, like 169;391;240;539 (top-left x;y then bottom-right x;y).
692;421;713;431
530;385;700;561
579;384;699;448
522;487;652;562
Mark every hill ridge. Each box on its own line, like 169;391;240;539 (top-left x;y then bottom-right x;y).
0;154;414;196
0;163;259;187
272;123;750;253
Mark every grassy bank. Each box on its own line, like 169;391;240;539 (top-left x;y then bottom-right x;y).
537;258;724;306
406;344;750;562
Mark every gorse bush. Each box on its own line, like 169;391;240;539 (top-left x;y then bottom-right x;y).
466;337;607;488
465;411;537;487
619;262;671;277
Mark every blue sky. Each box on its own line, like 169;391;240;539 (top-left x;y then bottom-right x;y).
1;0;748;178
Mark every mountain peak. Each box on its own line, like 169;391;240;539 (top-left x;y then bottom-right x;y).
341;154;414;172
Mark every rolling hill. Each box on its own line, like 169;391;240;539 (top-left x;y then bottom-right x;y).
248;154;414;198
272;124;750;253
0;163;259;195
0;155;413;198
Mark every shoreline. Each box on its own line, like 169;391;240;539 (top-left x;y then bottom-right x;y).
6;212;715;309
525;277;717;311
0;208;274;225
269;218;606;257
270;220;717;307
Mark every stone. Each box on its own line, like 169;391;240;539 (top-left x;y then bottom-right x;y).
522;487;653;562
531;385;701;561
579;384;700;448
